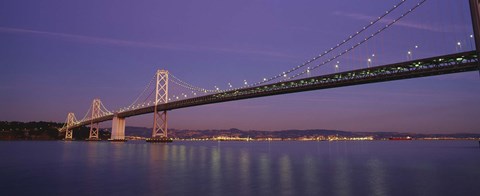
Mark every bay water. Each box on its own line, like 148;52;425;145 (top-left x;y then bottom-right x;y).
0;140;479;196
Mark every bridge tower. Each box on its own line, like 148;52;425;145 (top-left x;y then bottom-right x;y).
65;112;76;140
470;0;480;62
149;69;170;142
88;99;102;140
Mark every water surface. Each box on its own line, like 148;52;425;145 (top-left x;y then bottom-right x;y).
0;140;479;196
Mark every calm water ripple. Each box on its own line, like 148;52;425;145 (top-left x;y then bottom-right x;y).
0;140;479;196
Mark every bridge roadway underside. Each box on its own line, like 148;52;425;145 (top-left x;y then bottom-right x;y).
71;51;478;129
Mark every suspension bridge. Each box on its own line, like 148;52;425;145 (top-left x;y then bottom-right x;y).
60;0;480;142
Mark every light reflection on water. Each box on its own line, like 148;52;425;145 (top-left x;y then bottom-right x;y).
367;158;386;196
258;153;271;196
239;149;251;196
303;155;320;195
1;140;480;196
279;154;293;196
334;157;351;196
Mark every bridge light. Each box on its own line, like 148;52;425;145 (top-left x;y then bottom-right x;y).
263;78;267;81
415;45;419;49
367;58;373;68
456;41;463;52
407;50;413;60
471;34;474;38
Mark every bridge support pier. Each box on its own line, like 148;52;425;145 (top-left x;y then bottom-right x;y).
470;0;480;68
110;116;126;141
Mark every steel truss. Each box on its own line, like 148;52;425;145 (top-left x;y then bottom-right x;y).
67;51;479;129
89;99;102;140
65;112;76;140
152;70;169;138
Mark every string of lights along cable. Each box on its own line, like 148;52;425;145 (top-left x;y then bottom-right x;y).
149;0;426;97
59;0;478;133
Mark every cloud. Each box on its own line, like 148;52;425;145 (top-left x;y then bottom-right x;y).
0;26;293;58
332;11;455;33
0;26;179;48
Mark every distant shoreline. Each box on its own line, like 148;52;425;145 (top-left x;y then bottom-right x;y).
1;138;479;142
1;121;479;141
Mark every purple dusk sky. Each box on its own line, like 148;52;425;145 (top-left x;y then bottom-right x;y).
0;0;478;133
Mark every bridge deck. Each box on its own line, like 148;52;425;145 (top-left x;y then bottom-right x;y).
70;51;478;129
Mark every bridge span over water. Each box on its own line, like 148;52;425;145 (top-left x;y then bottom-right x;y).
61;0;480;142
